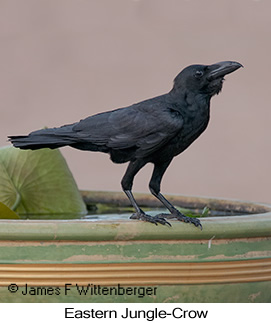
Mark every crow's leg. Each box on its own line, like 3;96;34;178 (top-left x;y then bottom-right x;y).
121;160;170;225
149;161;202;229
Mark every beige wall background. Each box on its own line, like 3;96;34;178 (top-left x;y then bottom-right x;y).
1;0;270;203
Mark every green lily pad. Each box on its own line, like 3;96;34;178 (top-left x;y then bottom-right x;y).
0;146;87;215
0;201;20;219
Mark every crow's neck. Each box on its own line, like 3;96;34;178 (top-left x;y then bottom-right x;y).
168;89;211;111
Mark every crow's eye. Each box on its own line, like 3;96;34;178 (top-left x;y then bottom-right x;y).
195;70;203;79
195;70;203;78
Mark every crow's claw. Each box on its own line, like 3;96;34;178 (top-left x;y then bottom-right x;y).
130;210;202;229
153;215;171;226
130;212;171;226
156;212;202;230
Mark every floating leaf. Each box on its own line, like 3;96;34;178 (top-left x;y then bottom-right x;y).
0;201;20;219
0;146;87;215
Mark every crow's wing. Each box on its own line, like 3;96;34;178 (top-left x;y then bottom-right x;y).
73;98;183;157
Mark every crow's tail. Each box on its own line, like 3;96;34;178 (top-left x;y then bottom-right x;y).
8;125;77;150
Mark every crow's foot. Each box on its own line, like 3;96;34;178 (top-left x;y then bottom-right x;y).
156;211;202;230
130;212;171;226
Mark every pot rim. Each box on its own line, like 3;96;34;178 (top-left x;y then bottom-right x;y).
0;191;271;241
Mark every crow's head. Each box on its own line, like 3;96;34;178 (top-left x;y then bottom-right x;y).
172;61;243;97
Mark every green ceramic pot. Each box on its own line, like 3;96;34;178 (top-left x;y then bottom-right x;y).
0;191;270;302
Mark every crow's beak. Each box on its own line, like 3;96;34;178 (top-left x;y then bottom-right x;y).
207;61;243;80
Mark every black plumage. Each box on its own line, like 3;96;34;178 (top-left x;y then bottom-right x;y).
9;61;242;228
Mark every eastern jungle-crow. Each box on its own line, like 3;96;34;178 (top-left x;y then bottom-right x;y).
9;61;242;229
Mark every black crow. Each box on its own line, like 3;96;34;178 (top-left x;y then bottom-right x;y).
9;61;242;229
